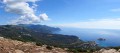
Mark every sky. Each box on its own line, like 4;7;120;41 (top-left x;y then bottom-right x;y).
1;0;120;29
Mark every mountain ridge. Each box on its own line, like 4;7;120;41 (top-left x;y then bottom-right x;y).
0;24;99;53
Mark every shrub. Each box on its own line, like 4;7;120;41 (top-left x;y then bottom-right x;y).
36;42;42;46
46;46;53;50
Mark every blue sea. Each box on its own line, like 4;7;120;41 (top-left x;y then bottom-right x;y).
58;27;120;47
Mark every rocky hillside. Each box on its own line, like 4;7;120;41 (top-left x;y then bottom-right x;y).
0;24;85;48
94;49;120;53
0;37;69;53
0;24;100;53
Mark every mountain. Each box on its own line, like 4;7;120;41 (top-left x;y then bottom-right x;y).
0;24;99;52
0;24;81;46
18;24;61;34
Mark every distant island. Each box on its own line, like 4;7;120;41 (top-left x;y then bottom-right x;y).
98;38;106;41
0;24;119;53
0;24;100;53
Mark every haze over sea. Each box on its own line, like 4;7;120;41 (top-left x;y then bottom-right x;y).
58;27;120;47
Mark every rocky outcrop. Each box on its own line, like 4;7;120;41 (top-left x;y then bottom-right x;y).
94;49;120;53
0;37;69;53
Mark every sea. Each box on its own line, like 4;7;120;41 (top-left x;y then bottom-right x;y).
57;27;120;47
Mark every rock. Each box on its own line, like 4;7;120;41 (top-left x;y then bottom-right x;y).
0;37;69;53
118;49;120;52
94;49;120;53
15;50;24;53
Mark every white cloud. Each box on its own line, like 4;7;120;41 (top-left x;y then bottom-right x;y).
110;8;120;12
53;18;120;29
1;0;49;24
3;0;39;3
39;13;50;21
10;13;49;24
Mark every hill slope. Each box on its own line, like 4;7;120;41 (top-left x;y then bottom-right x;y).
0;24;82;47
0;24;99;52
0;37;69;53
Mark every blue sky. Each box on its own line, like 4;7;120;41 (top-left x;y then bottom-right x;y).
1;0;120;29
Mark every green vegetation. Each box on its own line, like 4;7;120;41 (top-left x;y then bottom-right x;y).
36;42;43;46
67;47;100;53
46;46;53;50
108;46;120;50
0;24;100;53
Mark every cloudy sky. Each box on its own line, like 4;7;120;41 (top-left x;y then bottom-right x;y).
1;0;120;29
